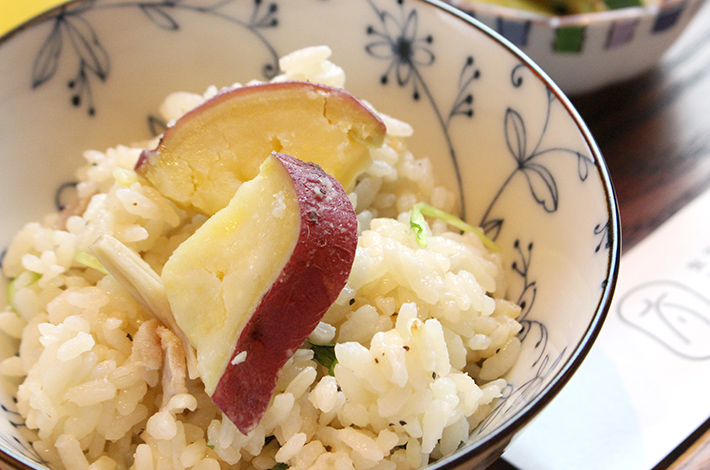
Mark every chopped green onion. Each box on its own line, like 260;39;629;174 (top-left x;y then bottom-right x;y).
409;202;500;252
310;342;338;376
409;204;428;247
75;250;110;275
7;271;41;313
270;464;289;470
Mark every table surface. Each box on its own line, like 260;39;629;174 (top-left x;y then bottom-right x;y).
3;1;710;469
491;0;710;468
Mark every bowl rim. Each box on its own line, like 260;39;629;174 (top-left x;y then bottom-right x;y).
447;0;693;27
0;0;621;469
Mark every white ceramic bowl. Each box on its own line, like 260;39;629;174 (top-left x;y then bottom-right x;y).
446;0;705;95
0;0;620;468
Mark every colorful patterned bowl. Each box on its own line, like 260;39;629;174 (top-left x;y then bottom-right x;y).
0;0;620;468
446;0;706;95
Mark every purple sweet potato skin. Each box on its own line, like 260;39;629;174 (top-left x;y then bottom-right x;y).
211;152;357;434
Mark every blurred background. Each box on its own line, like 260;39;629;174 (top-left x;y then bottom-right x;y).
1;0;62;35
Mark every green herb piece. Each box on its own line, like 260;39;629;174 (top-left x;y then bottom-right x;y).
310;342;337;376
270;464;289;470
207;443;215;449
409;203;500;252
75;250;110;275
409;203;428;247
7;271;41;313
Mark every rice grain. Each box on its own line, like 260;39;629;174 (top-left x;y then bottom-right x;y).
0;46;522;470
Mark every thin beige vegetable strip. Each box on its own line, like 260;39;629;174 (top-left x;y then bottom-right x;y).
90;234;199;379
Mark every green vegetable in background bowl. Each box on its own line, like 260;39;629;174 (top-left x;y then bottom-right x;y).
475;0;644;15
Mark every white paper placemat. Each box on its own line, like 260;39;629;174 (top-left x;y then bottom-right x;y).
503;187;710;470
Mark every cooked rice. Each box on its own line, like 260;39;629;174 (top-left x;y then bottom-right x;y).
0;46;521;470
